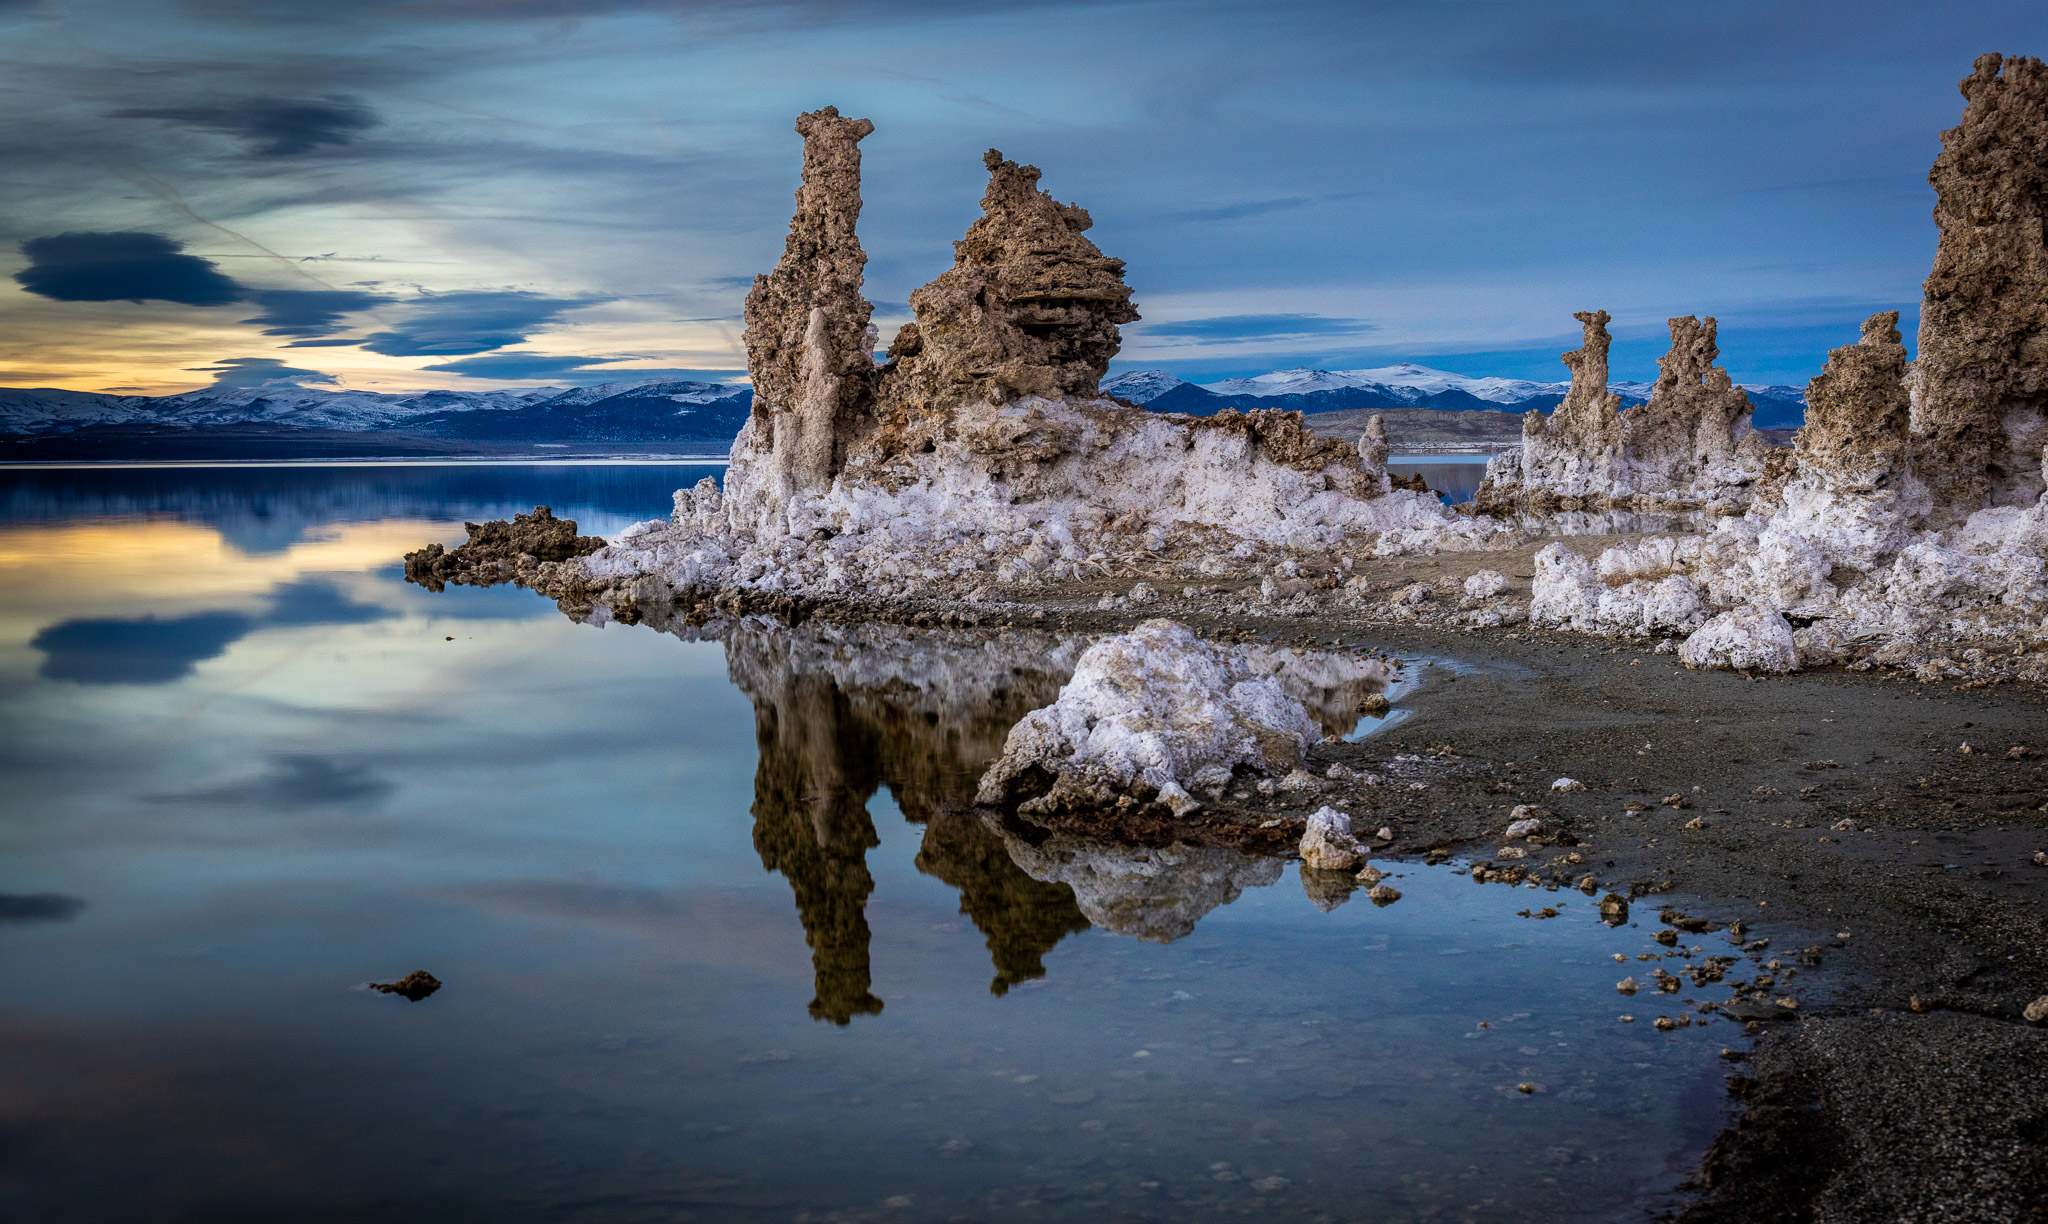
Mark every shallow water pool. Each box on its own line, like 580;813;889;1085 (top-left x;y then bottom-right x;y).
0;464;1757;1222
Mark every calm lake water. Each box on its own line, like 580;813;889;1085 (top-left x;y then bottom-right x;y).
0;463;1748;1223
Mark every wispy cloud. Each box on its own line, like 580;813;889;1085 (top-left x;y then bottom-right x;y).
1139;313;1377;341
112;96;379;157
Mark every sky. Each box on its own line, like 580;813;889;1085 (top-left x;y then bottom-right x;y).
2;0;2044;396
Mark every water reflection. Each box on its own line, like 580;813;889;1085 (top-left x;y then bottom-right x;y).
31;579;396;684
669;615;1404;1014
0;465;1764;1223
719;620;1092;1020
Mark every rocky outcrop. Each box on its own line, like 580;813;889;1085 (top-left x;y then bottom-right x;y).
1479;312;1768;513
975;620;1323;818
564;114;1473;609
878;150;1138;414
402;506;604;591
737;106;878;517
1913;53;2048;517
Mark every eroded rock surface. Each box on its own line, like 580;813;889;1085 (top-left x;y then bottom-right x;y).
738;105;877;515
1913;53;2048;516
975;620;1325;818
880;150;1137;412
1479;312;1767;513
403;506;604;591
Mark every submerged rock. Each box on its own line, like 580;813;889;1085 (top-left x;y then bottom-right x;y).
369;970;441;1001
403;506;604;591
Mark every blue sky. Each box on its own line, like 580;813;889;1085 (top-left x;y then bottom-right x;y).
1;0;2042;394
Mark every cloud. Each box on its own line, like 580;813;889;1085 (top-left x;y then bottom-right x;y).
241;288;389;337
0;893;86;923
354;291;598;358
13;232;244;306
112;96;378;157
186;357;338;389
1140;314;1378;341
418;349;741;383
30;579;397;685
30;611;257;684
261;578;400;627
149;754;396;808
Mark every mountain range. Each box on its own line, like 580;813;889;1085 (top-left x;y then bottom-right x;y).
1101;365;1810;429
0;363;1809;460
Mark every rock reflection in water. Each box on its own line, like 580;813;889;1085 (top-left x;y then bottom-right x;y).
613;612;1397;1015
718;619;1093;1020
990;823;1284;942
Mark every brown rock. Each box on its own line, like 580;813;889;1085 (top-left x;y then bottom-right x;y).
881;149;1138;413
369;970;441;1001
403;506;604;591
740;106;879;502
1796;312;1915;490
1913;52;2048;516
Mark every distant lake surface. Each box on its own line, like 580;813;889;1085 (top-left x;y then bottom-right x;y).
0;463;1737;1223
1388;455;1492;504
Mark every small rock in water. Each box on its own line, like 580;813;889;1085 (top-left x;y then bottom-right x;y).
369;970;441;1001
1358;693;1392;717
1366;884;1402;906
1653;1016;1677;1031
1598;894;1630;925
1616;977;1639;995
1299;807;1366;871
1355;863;1385;886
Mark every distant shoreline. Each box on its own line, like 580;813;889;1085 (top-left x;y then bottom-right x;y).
0;456;731;471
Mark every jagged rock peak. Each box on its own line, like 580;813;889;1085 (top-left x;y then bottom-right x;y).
1625;315;1757;466
885;148;1140;408
1797;310;1913;478
1535;309;1625;446
1914;52;2048;513
741;106;878;498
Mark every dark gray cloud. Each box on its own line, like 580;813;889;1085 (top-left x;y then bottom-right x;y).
149;754;396;808
241;289;390;337
0;893;86;923
13;232;244;306
353;292;598;358
188;357;338;388
113;96;378;157
31;611;256;684
1141;314;1377;341
30;579;397;685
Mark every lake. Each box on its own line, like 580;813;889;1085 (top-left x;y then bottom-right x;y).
0;462;1747;1223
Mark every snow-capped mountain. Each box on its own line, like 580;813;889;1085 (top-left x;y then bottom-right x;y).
1099;370;1188;403
1200;364;1571;406
0;377;751;437
1105;365;1808;427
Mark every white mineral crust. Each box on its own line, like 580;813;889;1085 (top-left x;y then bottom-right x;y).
975;619;1321;816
